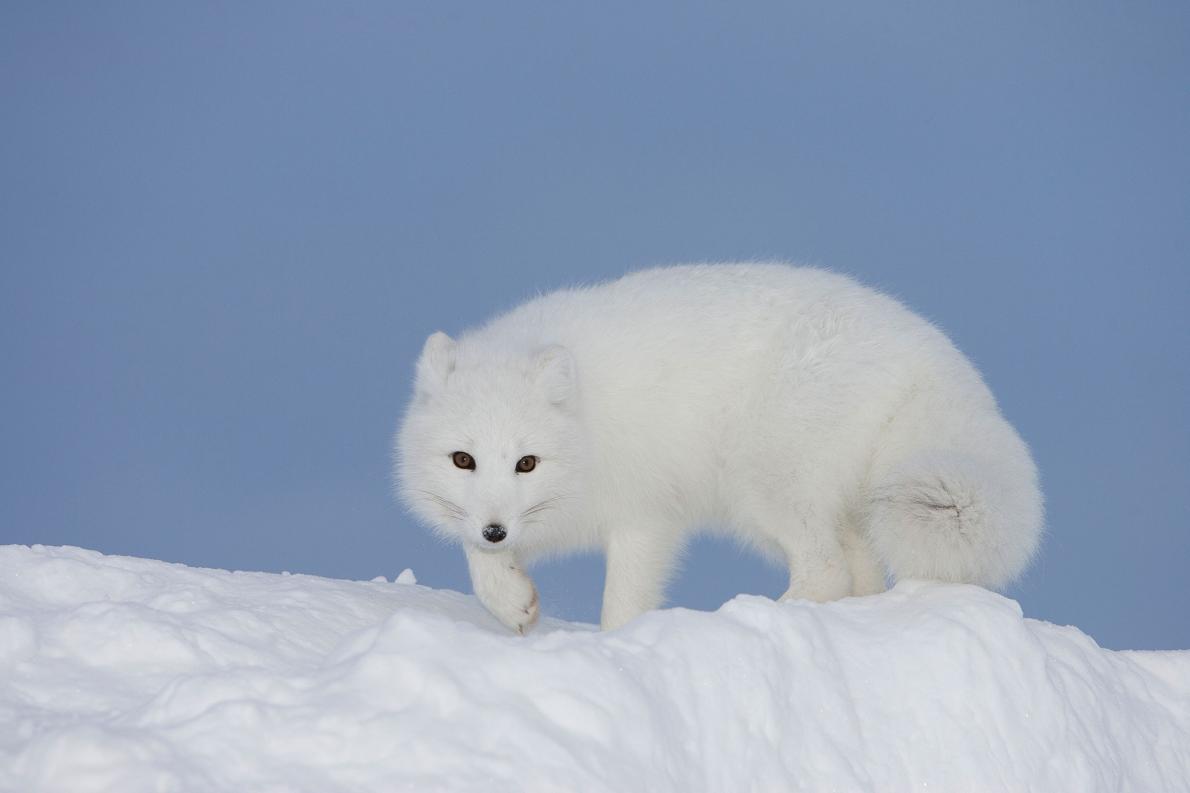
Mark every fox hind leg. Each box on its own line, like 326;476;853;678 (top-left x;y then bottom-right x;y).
841;518;886;596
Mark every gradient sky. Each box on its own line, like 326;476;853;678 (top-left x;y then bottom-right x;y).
2;2;1187;650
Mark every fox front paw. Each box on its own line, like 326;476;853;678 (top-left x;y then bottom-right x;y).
483;565;540;635
467;549;542;635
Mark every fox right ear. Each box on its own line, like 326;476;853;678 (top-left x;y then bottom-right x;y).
415;331;456;396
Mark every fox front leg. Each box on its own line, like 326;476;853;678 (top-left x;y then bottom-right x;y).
465;546;540;634
600;526;681;631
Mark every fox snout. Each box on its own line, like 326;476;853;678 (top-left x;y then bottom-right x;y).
482;523;507;543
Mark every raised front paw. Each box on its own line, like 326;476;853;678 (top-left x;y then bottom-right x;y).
467;549;542;635
483;565;540;635
468;559;540;633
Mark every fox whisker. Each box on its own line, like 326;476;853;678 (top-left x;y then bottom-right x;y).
520;495;573;520
415;490;468;519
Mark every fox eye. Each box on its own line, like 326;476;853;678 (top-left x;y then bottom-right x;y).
452;451;475;470
515;455;537;473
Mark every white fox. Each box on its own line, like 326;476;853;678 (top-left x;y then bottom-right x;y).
394;264;1043;633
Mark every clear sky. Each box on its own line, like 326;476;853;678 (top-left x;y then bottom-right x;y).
2;2;1187;650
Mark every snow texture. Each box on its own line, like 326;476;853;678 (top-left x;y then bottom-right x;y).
1;545;1187;793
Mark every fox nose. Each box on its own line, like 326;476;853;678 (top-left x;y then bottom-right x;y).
482;523;507;544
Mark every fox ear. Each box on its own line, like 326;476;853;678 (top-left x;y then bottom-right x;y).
532;345;575;406
415;331;456;396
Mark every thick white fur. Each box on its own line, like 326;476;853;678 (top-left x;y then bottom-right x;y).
395;264;1043;632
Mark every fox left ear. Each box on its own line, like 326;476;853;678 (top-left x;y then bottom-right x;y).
532;345;575;406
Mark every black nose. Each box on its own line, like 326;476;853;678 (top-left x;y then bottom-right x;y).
482;523;507;543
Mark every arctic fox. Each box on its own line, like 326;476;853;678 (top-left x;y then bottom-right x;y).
395;264;1043;633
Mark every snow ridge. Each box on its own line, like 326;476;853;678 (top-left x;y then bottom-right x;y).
1;545;1187;792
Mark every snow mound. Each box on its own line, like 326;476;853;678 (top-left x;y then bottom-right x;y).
1;546;1187;792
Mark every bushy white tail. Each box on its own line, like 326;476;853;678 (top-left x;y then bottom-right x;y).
865;449;1043;590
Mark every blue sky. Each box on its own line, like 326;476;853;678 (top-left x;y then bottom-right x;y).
2;2;1187;649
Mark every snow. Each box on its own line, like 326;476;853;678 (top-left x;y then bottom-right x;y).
1;545;1187;793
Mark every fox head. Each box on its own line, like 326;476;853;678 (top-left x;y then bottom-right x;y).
395;331;584;554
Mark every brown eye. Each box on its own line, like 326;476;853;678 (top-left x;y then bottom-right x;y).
515;455;537;473
452;451;475;470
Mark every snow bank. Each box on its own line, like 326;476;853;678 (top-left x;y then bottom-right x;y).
1;545;1187;792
